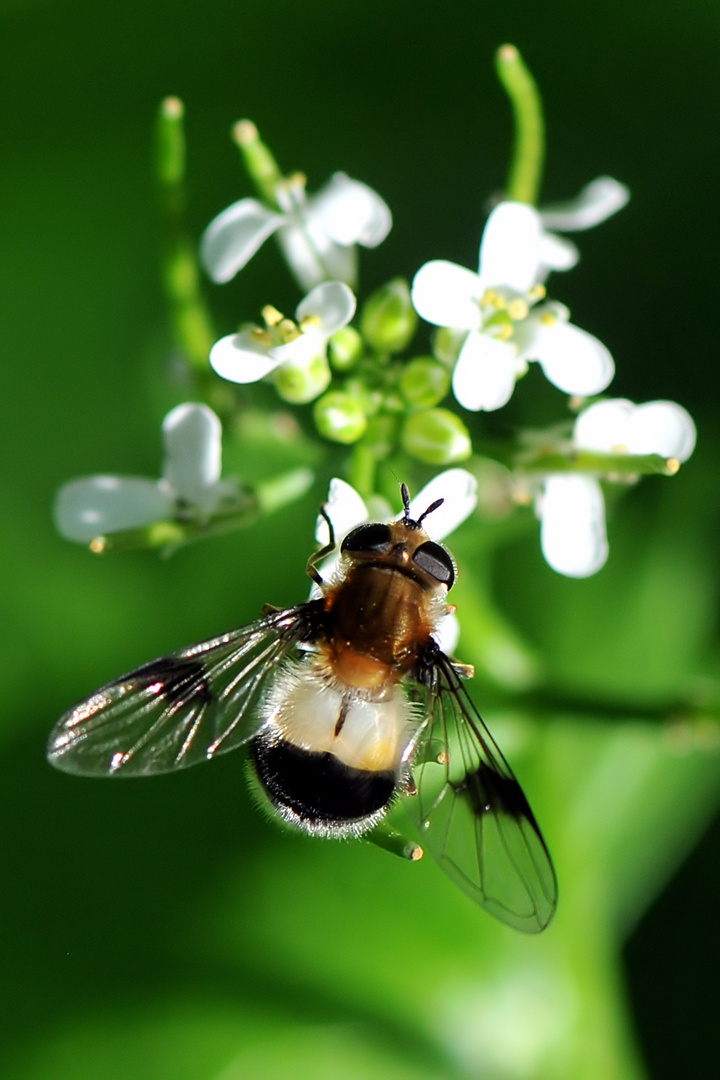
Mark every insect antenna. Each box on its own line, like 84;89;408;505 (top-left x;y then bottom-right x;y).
400;482;445;529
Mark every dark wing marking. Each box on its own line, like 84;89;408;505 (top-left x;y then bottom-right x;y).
405;648;558;933
47;604;319;777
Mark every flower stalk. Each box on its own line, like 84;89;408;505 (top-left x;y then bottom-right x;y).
495;43;546;205
156;97;216;372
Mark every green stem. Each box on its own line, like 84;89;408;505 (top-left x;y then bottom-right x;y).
348;442;377;500
156;97;216;372
231;120;284;208
518;450;681;478
495;44;545;205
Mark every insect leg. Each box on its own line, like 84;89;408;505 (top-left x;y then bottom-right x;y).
306;505;336;587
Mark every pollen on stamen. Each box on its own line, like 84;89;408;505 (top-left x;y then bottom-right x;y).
507;298;529;321
528;283;546;302
89;536;106;554
666;457;681;474
299;314;322;332
481;288;504;309
262;305;285;327
539;312;558;327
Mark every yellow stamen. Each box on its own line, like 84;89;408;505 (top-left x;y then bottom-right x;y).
528;283;546;302
251;327;274;346
507;298;529;321
279;320;302;343
539;312;557;327
666;457;680;474
299;314;322;332
496;323;514;341
261;305;284;327
89;537;106;554
481;287;507;310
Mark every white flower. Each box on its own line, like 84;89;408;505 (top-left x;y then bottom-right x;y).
209;281;356;400
539;175;631;233
201;172;392;292
537;399;696;578
412;201;615;412
55;404;238;542
313;469;478;655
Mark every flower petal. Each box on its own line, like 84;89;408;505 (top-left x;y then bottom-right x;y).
200;199;284;283
538;231;579;273
277;223;354;292
627;401;697;461
411;261;483;330
452;332;521;411
539;474;608;578
434;611;460;655
574;399;634;452
316;477;369;545
54;477;172;542
162;403;222;506
210;329;282;384
539;177;630;231
296;280;357;336
311;478;369;595
309;173;392;247
529;319;615;395
408;468;477;540
478;202;542;293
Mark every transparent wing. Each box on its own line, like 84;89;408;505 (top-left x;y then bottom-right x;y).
47;604;318;777
405;650;558;933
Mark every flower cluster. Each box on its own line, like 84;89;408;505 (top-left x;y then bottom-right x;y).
54;63;696;591
534;398;696;577
55;404;241;544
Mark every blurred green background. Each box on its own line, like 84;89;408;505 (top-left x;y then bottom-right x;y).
2;1;719;1077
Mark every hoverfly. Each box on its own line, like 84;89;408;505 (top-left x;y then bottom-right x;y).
48;484;557;932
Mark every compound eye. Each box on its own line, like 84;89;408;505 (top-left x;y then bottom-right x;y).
412;541;455;588
341;522;393;555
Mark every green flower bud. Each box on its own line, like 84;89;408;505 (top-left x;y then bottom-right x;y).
313;391;368;444
401;408;472;465
399;356;451;408
328;326;363;371
273;354;331;404
360;278;417;353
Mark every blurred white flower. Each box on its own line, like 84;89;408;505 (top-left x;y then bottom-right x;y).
536;399;697;578
55;404;238;542
313;469;478;655
209;281;356;402
536;175;630;277
201;172;392;292
412;201;615;412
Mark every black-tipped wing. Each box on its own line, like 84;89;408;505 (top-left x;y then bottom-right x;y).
48;604;318;777
405;650;557;933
